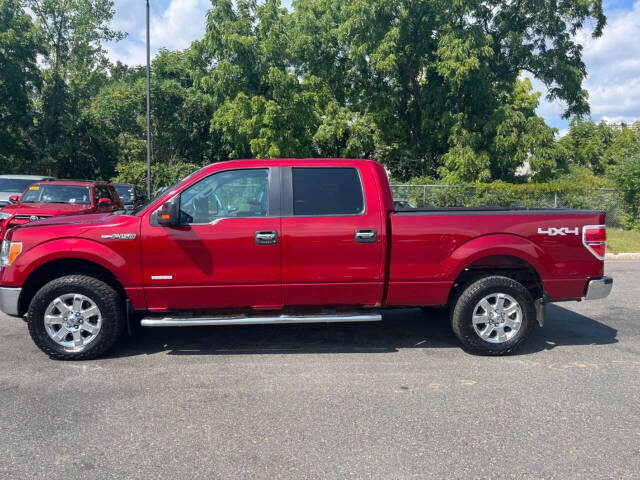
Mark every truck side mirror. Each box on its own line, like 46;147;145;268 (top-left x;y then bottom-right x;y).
8;195;19;203
98;197;112;206
158;198;179;227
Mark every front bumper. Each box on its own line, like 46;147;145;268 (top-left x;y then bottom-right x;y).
584;276;613;300
0;286;21;316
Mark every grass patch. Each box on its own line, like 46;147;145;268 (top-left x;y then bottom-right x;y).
606;228;640;254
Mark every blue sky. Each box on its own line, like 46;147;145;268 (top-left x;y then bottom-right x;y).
106;0;640;134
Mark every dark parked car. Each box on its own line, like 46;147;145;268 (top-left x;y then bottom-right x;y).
114;183;146;211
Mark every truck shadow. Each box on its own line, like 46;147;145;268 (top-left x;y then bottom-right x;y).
518;304;619;354
108;304;617;358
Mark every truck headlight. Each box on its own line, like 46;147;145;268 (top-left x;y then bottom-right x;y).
0;240;22;267
0;212;11;220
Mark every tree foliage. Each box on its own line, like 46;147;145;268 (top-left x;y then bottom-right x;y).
287;0;605;179
0;0;42;171
2;0;637;214
24;0;124;179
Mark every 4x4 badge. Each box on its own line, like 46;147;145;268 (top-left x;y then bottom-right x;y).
537;227;579;236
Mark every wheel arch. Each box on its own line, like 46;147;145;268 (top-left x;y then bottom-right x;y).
18;258;128;316
449;254;545;305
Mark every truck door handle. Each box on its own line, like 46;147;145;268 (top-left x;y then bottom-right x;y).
355;229;377;243
255;230;278;245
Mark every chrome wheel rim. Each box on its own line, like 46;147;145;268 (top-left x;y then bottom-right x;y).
44;294;102;351
472;293;522;343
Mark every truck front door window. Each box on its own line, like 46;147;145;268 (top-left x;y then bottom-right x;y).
179;169;269;224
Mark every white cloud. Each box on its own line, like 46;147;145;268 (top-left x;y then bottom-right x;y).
535;0;640;126
579;1;640;123
105;0;295;65
150;0;210;51
105;0;210;66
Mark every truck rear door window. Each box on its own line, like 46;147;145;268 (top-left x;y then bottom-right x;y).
292;167;364;216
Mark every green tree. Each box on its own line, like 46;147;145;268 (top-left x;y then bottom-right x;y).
201;0;319;159
290;0;605;180
438;78;559;183
612;152;640;229
92;49;218;190
25;0;124;179
556;118;614;174
557;119;640;176
111;157;199;194
0;0;43;172
3;0;610;190
603;122;640;170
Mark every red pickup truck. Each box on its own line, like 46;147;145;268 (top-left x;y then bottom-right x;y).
0;159;612;359
0;180;123;242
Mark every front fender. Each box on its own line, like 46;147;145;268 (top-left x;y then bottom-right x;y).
2;237;139;288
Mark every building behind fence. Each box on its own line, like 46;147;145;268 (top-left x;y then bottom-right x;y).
390;185;622;227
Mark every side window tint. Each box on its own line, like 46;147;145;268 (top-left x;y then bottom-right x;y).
94;186;111;201
292;168;364;216
179;169;269;224
107;186;119;203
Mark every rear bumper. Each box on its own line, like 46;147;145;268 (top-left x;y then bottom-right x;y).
0;286;21;316
584;276;613;300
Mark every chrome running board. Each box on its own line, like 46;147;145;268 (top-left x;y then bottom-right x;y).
140;312;382;327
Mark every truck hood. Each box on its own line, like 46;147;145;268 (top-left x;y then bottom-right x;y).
17;211;125;228
5;212;140;246
1;202;93;217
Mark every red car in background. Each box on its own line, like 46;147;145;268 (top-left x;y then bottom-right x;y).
0;180;122;241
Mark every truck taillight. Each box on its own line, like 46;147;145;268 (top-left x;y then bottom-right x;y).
582;225;606;260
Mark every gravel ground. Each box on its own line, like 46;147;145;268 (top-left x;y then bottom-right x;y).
0;261;638;479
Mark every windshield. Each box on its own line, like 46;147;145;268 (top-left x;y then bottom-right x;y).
0;179;34;193
21;185;92;205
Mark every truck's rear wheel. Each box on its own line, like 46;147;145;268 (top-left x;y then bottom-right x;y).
451;275;535;355
27;275;124;360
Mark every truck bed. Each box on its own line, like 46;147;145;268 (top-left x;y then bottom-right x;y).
385;208;606;306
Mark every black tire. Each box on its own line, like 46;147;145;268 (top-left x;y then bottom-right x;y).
451;275;536;356
27;275;124;360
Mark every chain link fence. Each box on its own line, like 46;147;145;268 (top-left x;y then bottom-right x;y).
390;185;623;227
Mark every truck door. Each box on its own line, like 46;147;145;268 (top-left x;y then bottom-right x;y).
140;167;282;311
281;165;384;307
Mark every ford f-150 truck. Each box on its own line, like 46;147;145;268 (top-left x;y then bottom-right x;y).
0;159;612;360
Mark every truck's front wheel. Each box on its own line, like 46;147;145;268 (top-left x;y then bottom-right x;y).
451;275;536;355
27;275;124;360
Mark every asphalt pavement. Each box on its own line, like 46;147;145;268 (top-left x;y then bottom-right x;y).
1;261;638;479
